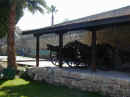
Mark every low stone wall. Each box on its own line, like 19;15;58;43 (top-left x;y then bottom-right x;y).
26;67;130;97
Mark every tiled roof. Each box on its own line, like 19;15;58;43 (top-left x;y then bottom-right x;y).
22;6;130;35
54;6;130;27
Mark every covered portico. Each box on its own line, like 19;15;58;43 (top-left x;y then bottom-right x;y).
22;15;130;72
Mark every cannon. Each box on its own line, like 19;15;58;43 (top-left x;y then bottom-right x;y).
47;40;91;67
47;41;130;70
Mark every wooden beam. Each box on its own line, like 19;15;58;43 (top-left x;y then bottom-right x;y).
59;32;63;68
91;30;96;72
36;36;40;67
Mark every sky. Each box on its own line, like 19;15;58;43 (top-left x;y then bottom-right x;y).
17;0;130;31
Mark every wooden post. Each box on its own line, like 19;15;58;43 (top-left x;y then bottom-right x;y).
36;35;40;67
91;30;96;72
59;32;63;68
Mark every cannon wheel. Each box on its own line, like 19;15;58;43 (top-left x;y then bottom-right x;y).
66;61;75;67
66;60;80;67
50;55;59;66
49;51;59;66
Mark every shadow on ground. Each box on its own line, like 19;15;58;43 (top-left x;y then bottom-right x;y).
0;79;102;97
0;80;6;85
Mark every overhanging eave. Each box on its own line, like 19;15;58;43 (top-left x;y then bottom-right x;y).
22;15;130;36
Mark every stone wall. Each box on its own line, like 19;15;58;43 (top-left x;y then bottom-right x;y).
18;23;130;57
85;24;130;49
19;30;89;57
26;67;130;97
21;23;130;50
21;30;88;49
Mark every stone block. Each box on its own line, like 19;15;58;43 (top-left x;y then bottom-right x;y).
26;67;130;97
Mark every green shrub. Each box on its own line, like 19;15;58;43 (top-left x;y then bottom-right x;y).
20;71;32;81
0;68;17;80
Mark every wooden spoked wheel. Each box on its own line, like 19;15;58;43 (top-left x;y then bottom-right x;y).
66;60;80;67
49;51;59;66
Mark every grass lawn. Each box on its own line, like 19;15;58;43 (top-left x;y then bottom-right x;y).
0;78;104;97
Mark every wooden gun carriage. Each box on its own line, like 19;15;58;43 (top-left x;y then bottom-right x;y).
47;41;91;67
47;40;130;70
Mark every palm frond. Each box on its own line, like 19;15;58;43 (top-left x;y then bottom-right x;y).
25;0;49;14
47;5;58;14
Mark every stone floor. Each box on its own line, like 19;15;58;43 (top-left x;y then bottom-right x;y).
1;56;130;81
0;56;55;67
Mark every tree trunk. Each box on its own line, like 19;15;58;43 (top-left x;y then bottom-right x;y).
51;12;54;25
7;2;17;69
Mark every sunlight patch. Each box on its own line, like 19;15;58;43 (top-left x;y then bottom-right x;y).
0;91;6;96
0;78;30;88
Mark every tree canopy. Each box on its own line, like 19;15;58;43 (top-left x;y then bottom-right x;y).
0;0;49;38
15;0;49;24
0;7;9;38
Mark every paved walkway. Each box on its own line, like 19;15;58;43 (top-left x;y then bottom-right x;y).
0;56;55;67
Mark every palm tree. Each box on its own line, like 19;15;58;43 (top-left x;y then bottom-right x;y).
49;5;58;25
7;0;49;70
